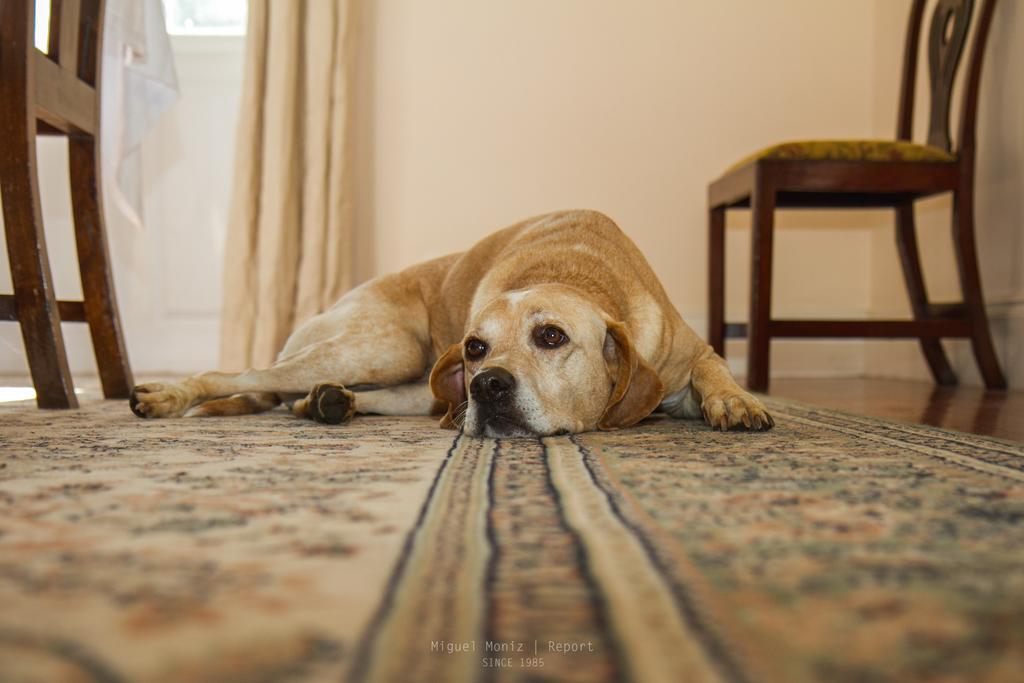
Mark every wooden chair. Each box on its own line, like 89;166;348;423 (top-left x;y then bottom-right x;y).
1;0;132;408
707;0;1006;392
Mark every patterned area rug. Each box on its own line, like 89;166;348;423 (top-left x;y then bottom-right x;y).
1;396;1022;683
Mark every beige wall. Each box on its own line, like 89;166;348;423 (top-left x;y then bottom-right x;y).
866;0;1024;387
352;0;883;377
352;0;1021;384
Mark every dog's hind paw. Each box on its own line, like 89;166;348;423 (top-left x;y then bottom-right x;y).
129;383;193;419
308;383;356;425
701;390;774;431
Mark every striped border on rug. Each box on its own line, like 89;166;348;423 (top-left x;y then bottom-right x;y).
567;435;782;683
348;435;496;683
544;438;735;683
485;439;625;682
350;434;774;683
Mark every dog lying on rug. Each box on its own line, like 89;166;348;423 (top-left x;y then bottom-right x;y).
130;210;773;436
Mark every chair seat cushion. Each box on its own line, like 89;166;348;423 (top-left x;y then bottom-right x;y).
728;139;955;172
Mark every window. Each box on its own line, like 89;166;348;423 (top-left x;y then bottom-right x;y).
32;1;248;51
163;0;248;36
34;2;51;51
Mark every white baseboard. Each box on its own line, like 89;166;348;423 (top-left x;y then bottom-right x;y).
863;301;1023;388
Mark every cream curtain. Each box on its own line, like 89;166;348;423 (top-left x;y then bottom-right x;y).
219;0;356;371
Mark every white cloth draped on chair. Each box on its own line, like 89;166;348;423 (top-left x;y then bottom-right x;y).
220;0;357;371
100;0;179;230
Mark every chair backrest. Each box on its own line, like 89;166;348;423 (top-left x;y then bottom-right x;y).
0;0;103;135
896;0;998;159
43;0;103;87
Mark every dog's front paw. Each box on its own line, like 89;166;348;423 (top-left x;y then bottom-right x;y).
702;390;774;431
309;383;356;425
130;383;194;419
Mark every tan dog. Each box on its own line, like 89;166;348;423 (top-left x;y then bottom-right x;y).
130;211;773;436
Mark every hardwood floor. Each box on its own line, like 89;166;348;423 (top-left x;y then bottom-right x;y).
768;377;1024;443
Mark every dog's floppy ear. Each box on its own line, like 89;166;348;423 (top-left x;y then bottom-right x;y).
429;343;467;429
599;320;664;430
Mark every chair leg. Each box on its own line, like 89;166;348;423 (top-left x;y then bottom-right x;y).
894;201;957;385
952;185;1006;389
0;1;78;409
747;177;775;392
69;134;134;398
708;204;726;356
0;131;78;409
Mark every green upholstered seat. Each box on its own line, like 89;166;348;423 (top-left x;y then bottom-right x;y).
728;139;954;173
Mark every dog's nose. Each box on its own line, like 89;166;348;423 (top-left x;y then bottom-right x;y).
471;367;516;403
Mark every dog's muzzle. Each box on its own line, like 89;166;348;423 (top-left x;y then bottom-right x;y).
470;367;531;436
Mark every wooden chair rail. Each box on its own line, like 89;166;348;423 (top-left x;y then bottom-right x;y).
0;294;87;323
723;319;972;340
34;50;97;134
708;160;960;209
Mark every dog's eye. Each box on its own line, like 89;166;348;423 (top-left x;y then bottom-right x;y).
465;338;488;360
534;325;569;349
